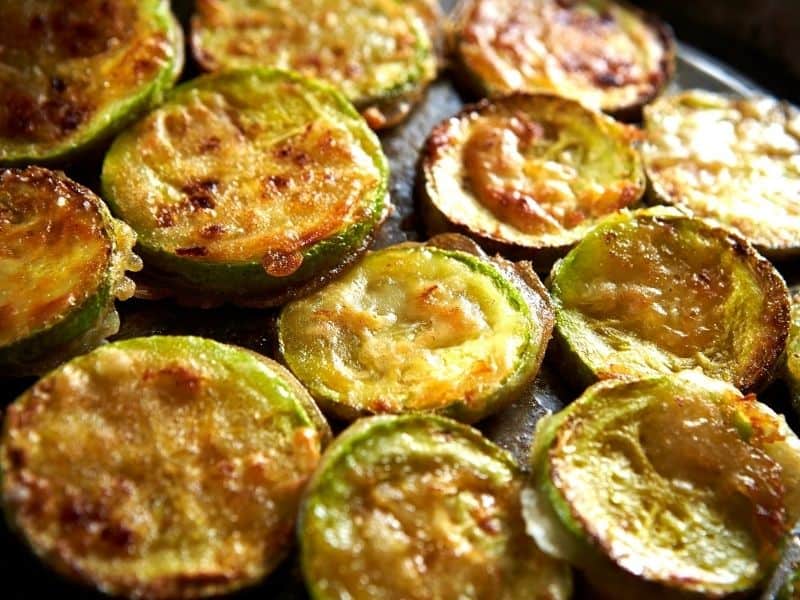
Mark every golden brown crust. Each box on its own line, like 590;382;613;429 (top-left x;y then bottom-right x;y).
0;0;178;158
1;337;327;599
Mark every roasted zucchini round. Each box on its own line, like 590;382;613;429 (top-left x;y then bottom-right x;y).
0;0;183;165
643;91;800;258
278;235;553;423
299;414;572;600
523;371;800;598
451;0;675;119
0;166;140;375
190;0;437;129
549;207;790;391
101;68;389;307
1;336;332;599
421;94;645;265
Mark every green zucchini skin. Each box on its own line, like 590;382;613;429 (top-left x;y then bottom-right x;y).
524;371;800;598
190;0;437;129
420;94;646;271
785;293;800;418
549;207;790;392
0;166;140;375
101;68;389;306
277;235;553;423
298;414;572;600
643;91;800;259
1;336;331;599
0;0;184;166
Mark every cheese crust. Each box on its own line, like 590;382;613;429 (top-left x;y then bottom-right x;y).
0;0;183;164
1;336;331;599
300;415;572;599
452;0;674;118
644;91;800;257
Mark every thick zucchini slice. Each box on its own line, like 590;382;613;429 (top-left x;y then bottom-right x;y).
451;0;675;119
102;69;389;307
523;371;800;598
0;167;140;375
643;91;800;258
1;336;331;599
0;0;183;165
421;94;645;266
299;414;572;599
549;207;790;391
278;235;553;423
190;0;437;129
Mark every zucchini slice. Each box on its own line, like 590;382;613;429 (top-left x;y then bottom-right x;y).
421;94;645;266
451;0;675;119
0;166;140;375
643;91;800;258
278;235;553;423
299;414;572;599
190;0;437;129
780;559;800;600
1;336;332;599
101;69;389;307
0;0;183;165
549;207;790;391
786;293;800;417
523;371;800;597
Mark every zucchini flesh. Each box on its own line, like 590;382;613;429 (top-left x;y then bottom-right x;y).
1;336;331;599
550;207;790;391
525;371;800;596
102;68;388;303
0;0;183;164
644;90;800;258
453;0;674;117
278;241;552;423
299;414;572;599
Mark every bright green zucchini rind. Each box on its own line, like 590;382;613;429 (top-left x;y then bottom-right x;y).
643;91;800;260
190;0;437;130
0;0;184;166
420;93;646;271
0;167;141;376
549;207;790;392
1;336;331;599
299;414;572;600
101;68;389;307
278;235;554;423
522;371;800;598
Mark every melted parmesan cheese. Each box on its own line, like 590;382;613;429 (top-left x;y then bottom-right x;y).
1;336;327;598
455;0;671;114
279;245;540;419
0;168;111;347
644;91;800;254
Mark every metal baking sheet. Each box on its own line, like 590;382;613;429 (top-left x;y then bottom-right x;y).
1;5;797;599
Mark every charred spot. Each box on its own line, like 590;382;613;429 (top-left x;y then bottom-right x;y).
7;447;26;469
176;246;208;257
294;152;310;167
3;91;37;136
419;284;440;303
134;57;157;78
181;180;218;210
57;104;87;132
200;224;225;239
265;174;290;192
100;523;135;551
29;14;45;32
